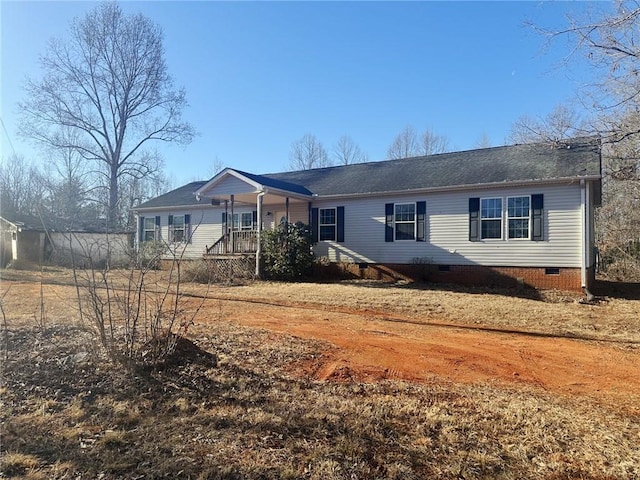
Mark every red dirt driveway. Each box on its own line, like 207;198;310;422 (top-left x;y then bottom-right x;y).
201;296;640;412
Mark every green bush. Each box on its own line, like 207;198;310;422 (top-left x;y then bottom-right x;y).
261;221;315;280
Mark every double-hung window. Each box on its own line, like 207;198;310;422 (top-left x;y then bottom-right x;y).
507;196;530;239
395;203;416;240
480;198;502;239
241;212;253;230
172;215;186;242
143;217;156;242
470;194;543;242
319;208;336;241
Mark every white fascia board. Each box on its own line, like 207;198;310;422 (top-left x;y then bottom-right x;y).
133;203;216;213
261;187;312;201
194;169;263;197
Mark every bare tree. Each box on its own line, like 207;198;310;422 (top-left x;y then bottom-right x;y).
288;134;331;170
209;156;225;177
510;104;586;144
119;165;172;231
540;3;640;123
474;133;492;149
419;129;450;155
387;126;419;159
19;1;194;230
0;154;47;217
43;132;94;222
332;135;368;165
387;126;449;159
535;2;640;280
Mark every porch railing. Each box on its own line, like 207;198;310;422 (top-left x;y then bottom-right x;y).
205;230;258;255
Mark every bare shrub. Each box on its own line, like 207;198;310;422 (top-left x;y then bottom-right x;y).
71;235;210;367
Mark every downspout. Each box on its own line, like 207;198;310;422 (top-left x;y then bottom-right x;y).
580;179;587;290
255;190;266;277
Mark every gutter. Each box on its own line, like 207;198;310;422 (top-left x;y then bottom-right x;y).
133;203;216;213
580;179;587;289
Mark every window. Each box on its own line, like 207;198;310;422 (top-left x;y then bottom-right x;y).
470;194;543;242
311;206;344;243
172;215;186;242
319;208;336;241
481;198;502;239
507;196;530;239
169;214;191;243
144;217;156;242
241;212;253;230
395;203;416;240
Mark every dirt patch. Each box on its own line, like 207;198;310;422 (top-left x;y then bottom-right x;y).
199;297;640;411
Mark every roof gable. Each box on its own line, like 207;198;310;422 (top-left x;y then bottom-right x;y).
194;168;313;199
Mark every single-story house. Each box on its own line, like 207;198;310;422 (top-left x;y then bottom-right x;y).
0;214;133;268
134;138;602;291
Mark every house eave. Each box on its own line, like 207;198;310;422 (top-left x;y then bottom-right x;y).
133;203;215;213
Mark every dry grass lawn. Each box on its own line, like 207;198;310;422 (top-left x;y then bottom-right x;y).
1;267;639;479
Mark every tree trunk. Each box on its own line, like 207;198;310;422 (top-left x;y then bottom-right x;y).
109;166;119;231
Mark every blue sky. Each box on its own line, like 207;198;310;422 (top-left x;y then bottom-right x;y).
1;1;601;187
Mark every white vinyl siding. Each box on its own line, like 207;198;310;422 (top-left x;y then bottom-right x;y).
209;175;257;195
145;200;310;260
312;183;584;268
141;182;588;268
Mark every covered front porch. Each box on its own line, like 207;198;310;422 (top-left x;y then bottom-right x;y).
195;169;313;273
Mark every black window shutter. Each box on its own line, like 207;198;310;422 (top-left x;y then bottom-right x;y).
469;198;480;241
155;216;161;241
532;194;544;241
311;208;319;243
416;201;426;242
336;206;345;243
168;215;174;242
139;216;145;243
185;214;191;243
252;210;258;228
385;203;394;242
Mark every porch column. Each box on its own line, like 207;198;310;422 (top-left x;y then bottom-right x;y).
255;192;264;277
285;197;290;222
224;200;228;253
230;194;235;253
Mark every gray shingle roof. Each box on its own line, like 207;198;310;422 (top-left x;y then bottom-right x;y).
136;181;208;209
232;169;313;196
262;138;601;196
136;138;601;209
